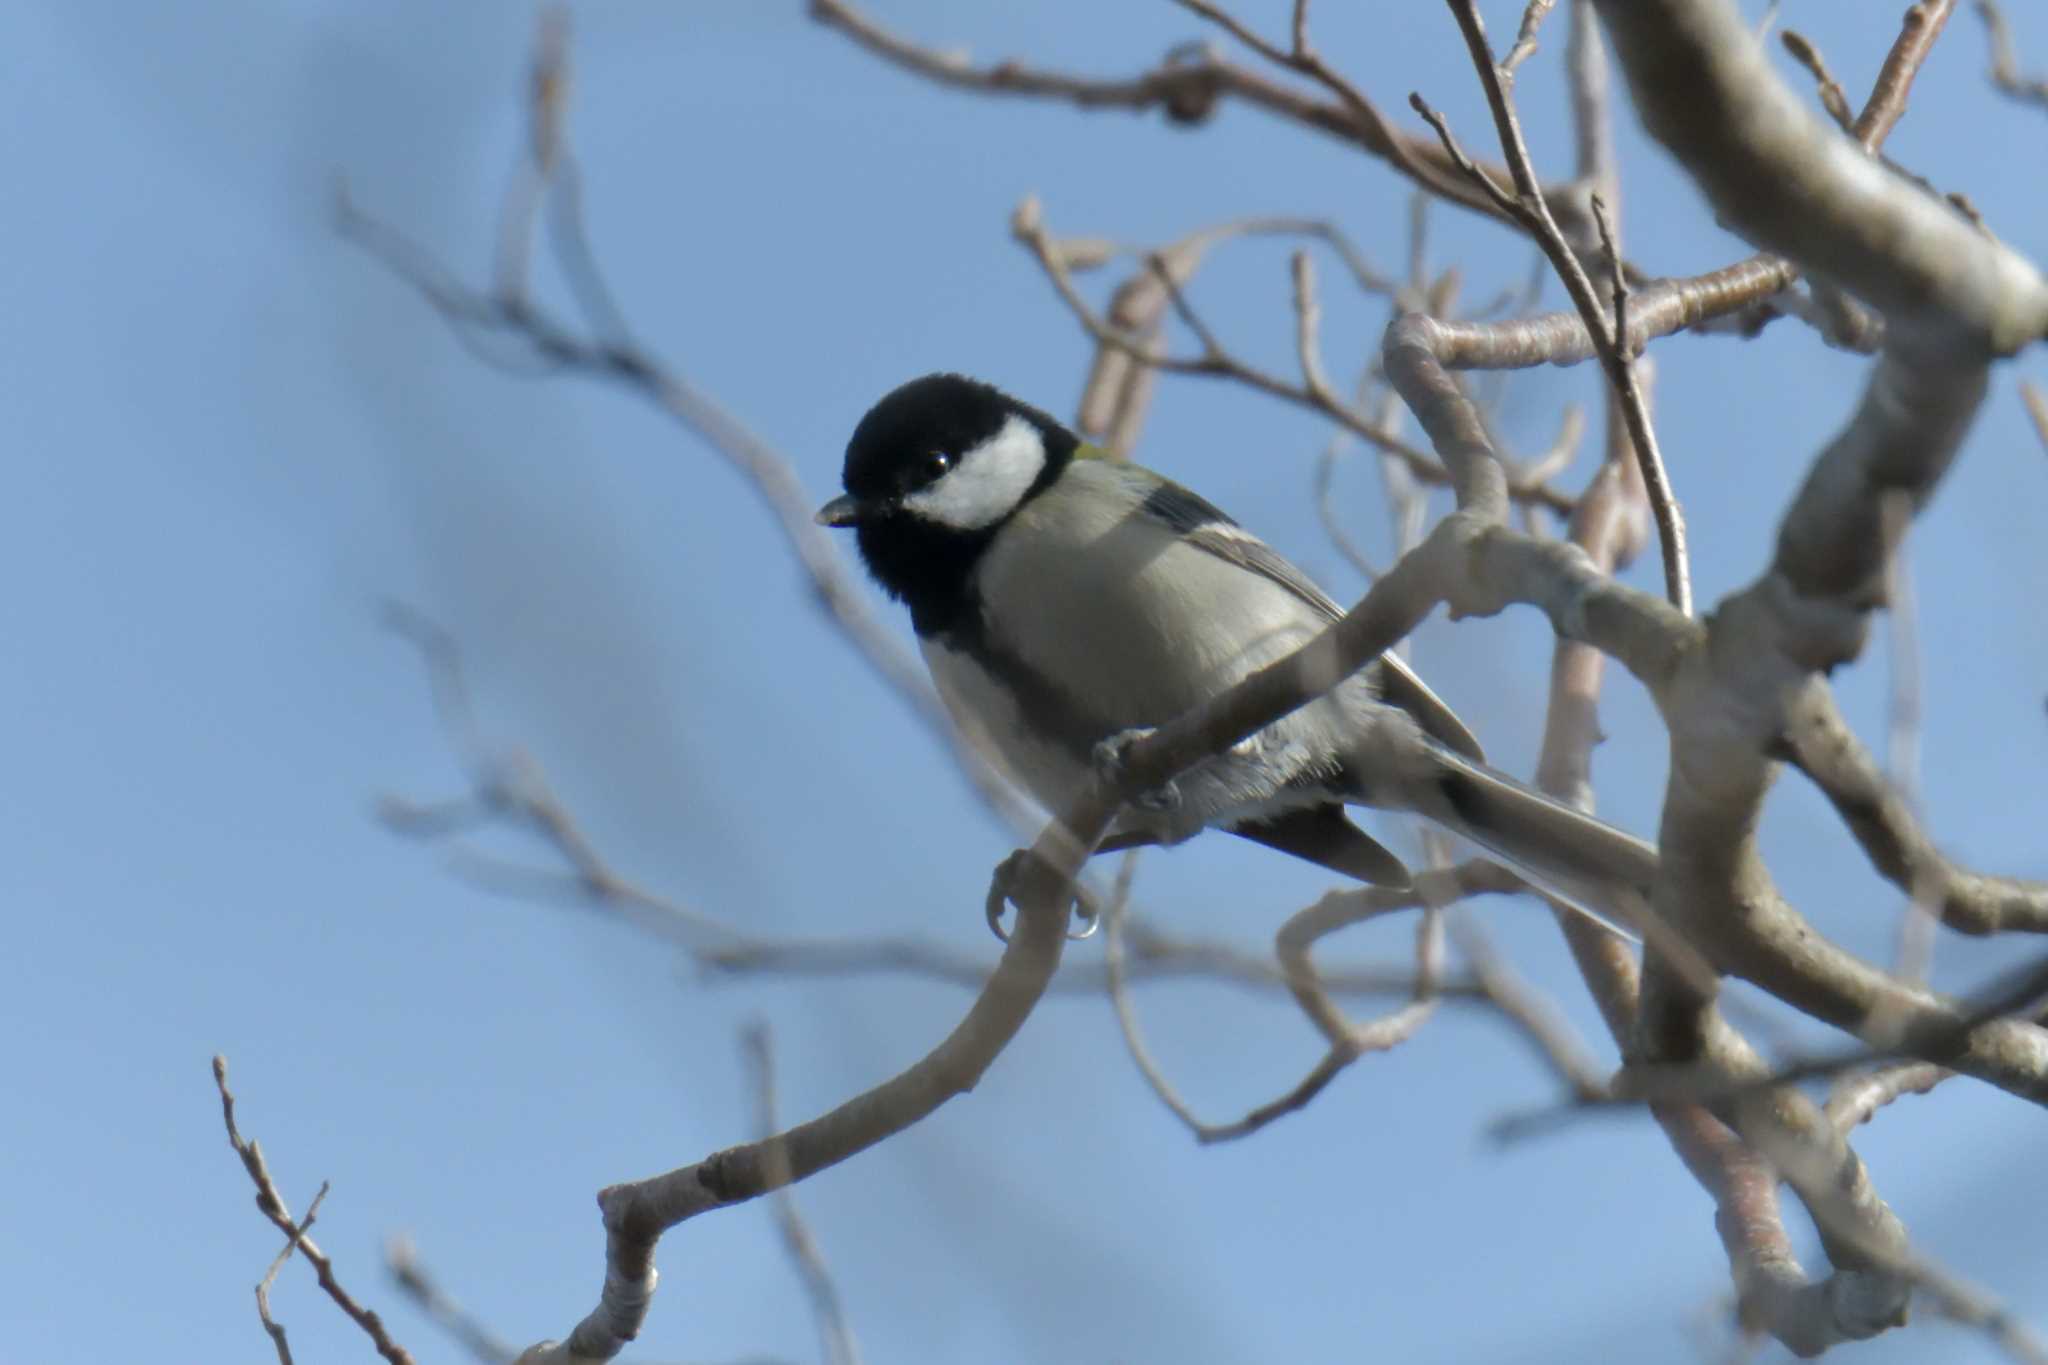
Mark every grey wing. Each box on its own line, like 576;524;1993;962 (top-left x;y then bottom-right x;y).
1140;477;1484;762
1137;479;1349;616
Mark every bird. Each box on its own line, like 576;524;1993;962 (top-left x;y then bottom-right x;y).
815;373;1655;928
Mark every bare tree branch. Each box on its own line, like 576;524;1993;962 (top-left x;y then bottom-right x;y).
1503;0;1561;74
508;825;1082;1361
214;1057;417;1365
1498;945;2048;1136
1102;853;1604;1143
1783;693;2048;937
1856;0;1957;148
743;1026;863;1365
1168;0;1525;218
387;1237;521;1365
1445;912;1612;1100
1877;492;1936;991
1587;191;1689;615
255;1183;329;1365
1010;197;1579;514
1597;0;2048;348
810;0;1519;224
379;604;1641;1037
1978;0;2048;110
1780;29;1856;132
336;44;1037;832
356;4;2048;1359
1067;216;1394;455
1825;1061;1950;1134
1430;0;1694;614
1373;332;2048;1111
1101;851;1398;1145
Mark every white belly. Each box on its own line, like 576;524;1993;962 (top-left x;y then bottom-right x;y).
920;635;1354;843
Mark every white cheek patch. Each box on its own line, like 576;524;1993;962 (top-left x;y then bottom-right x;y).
903;414;1047;530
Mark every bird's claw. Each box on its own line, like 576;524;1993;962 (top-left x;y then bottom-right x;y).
984;850;1100;944
985;851;1026;942
1093;727;1180;812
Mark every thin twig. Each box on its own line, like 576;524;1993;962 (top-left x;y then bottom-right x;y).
1100;852;1417;1144
255;1184;329;1365
744;1026;864;1365
1503;0;1560;74
1311;374;1404;584
1449;917;1610;1101
1410;25;1693;613
1589;193;1691;614
1521;403;1588;489
377;606;749;946
386;1238;521;1365
1070;216;1392;455
1013;196;1577;513
1780;30;1856;132
339;91;1033;828
1880;493;1934;984
1169;0;1472;209
1496;945;2048;1136
1855;1;1957;148
1290;249;1334;401
1102;851;1568;1144
214;1057;417;1365
1978;0;2048;109
812;0;1520;223
383;603;1632;1026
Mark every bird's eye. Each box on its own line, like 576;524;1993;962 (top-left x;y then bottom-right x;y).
922;451;954;481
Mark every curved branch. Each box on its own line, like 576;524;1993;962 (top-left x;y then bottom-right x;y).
1785;696;2048;936
520;824;1083;1362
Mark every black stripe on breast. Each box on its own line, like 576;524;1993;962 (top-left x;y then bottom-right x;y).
933;604;1111;766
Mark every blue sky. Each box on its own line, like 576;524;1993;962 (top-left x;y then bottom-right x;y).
4;2;2047;1362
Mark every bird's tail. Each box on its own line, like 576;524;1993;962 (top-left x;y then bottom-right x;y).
1400;741;1658;941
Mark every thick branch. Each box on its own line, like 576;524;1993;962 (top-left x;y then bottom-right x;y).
1381;311;2048;1107
1592;0;2048;352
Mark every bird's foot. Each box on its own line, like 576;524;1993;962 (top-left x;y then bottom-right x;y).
984;849;1100;944
1093;727;1181;813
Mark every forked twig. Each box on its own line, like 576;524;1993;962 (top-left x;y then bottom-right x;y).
1419;3;1693;614
214;1058;417;1365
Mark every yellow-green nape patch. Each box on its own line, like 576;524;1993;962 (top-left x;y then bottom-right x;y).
1073;441;1119;462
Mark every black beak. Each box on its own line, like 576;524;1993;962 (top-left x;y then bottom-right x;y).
814;493;865;527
